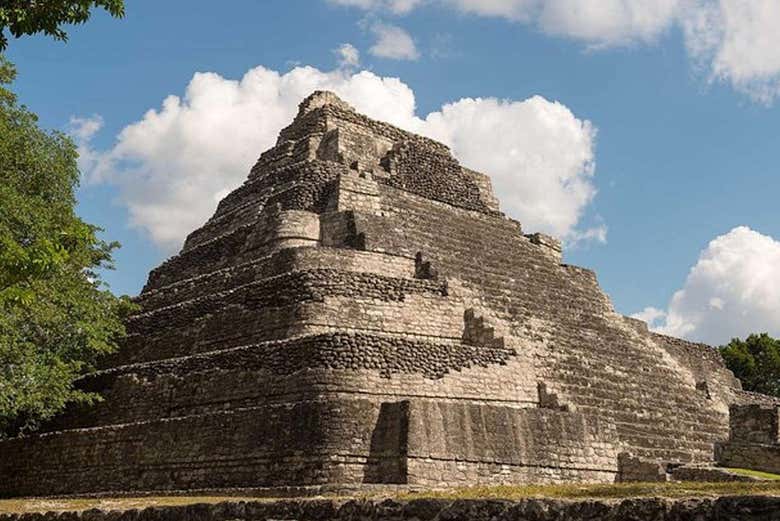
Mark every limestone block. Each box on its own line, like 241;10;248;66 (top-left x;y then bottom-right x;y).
729;404;780;444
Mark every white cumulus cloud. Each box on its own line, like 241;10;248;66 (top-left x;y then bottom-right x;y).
631;306;667;328
632;226;780;345
535;0;682;46
67;114;104;176
444;0;537;22
368;23;420;60
334;43;361;68
76;65;598;253
683;0;780;103
421;96;599;240
333;0;780;103
329;0;423;14
448;0;682;45
337;0;684;45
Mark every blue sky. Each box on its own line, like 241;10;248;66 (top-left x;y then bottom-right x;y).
5;0;780;345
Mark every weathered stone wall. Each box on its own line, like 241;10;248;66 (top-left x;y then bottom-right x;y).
48;358;540;434
652;332;741;408
181;162;346;254
1;398;616;495
716;404;780;474
462;167;500;212
616;454;670;482
6;399;406;495
361;182;736;463
716;442;780;475
406;402;619;485
728;404;780;444
138;248;415;312
381;140;493;214
129;271;449;339
0;90;752;497
119;291;473;366
324;171;382;214
3;497;780;521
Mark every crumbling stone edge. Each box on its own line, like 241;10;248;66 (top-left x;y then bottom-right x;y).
3;496;780;521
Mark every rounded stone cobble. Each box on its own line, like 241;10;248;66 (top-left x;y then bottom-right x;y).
87;331;518;387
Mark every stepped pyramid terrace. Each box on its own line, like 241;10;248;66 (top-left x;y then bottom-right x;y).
1;91;777;497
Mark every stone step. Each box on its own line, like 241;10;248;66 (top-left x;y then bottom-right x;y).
129;268;446;336
57;331;520;430
144;223;259;292
147;165;345;291
139;247;416;312
183;161;345;251
185;161;315;248
546;359;694;392
120;281;458;365
559;385;718;420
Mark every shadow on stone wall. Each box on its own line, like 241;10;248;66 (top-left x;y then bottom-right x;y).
363;401;409;484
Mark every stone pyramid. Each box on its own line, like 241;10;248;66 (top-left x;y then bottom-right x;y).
0;91;756;496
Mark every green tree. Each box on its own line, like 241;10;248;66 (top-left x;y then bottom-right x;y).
720;333;780;397
0;56;133;437
0;0;124;50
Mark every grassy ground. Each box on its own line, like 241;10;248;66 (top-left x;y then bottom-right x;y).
722;467;780;480
0;496;262;515
397;480;780;501
4;478;780;514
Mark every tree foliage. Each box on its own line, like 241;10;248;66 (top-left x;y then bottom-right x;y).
0;0;124;50
0;56;133;437
720;333;780;397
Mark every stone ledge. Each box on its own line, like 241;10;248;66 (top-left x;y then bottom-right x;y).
128;268;448;331
88;331;518;386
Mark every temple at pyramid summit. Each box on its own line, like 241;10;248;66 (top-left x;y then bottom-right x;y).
2;91;780;496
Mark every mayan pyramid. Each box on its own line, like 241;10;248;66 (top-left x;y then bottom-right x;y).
0;91;759;496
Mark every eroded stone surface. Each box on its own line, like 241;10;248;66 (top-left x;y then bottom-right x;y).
0;91;771;497
716;404;780;475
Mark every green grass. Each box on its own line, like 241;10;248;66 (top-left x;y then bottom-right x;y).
722;467;780;480
4;479;780;514
0;496;264;515
397;481;780;501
